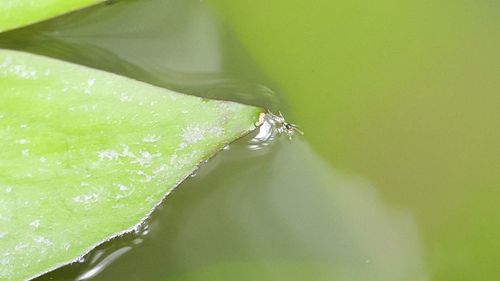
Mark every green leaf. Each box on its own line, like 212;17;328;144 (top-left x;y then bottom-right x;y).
0;49;263;280
0;0;104;33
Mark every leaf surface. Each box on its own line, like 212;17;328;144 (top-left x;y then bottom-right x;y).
0;49;262;280
0;0;104;33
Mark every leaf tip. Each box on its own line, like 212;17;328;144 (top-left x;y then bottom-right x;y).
255;112;267;127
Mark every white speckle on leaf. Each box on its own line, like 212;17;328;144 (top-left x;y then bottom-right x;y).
136;170;153;183
0;55;12;68
4;187;12;193
20;124;28;129
0;232;6;239
16;139;29;144
120;94;132;102
180;125;224;145
142;135;161;143
115;193;129;200
208;126;224;136
29;220;41;229
169;154;178;164
117;184;128;191
15;243;28;252
177;142;187;150
34;236;52;246
0;256;10;266
0;214;11;222
98;145;160;167
132;151;154;166
73;193;99;204
182;126;204;144
85;78;95;94
120;145;135;158
98;150;119;161
114;184;134;200
153;164;168;178
69;105;92;112
1;63;38;79
21;149;29;157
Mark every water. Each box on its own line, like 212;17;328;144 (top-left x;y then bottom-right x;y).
209;1;500;280
0;0;498;280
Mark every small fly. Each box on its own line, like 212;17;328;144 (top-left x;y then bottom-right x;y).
266;110;304;140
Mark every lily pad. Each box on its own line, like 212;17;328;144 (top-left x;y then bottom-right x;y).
0;49;263;280
0;0;104;33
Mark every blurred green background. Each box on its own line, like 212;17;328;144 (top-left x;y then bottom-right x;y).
2;0;497;280
210;0;500;280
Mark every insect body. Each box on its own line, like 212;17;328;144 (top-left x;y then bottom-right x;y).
266;110;304;140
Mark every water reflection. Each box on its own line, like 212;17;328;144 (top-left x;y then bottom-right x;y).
39;136;428;281
144;138;429;281
0;0;279;110
76;247;132;281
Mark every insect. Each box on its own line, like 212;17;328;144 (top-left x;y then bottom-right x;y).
266;110;304;140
